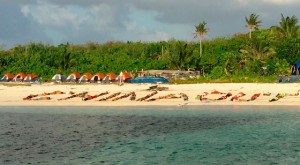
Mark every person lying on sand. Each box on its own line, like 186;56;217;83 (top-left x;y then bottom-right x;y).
99;92;121;101
23;94;39;100
31;96;51;101
288;90;300;96
82;91;109;101
216;92;232;100
42;91;65;96
136;91;158;101
58;92;88;101
199;95;215;102
211;90;226;94
179;93;189;101
146;94;180;102
269;93;286;102
112;92;134;101
232;93;261;102
231;92;246;101
249;93;261;101
130;92;136;101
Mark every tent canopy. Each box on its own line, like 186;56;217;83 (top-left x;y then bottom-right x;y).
51;74;66;82
1;73;14;81
90;72;106;83
93;72;106;80
106;72;117;80
120;71;132;80
24;73;39;82
66;72;81;81
79;72;93;82
13;72;26;81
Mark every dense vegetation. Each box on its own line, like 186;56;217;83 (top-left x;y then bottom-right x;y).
0;14;300;83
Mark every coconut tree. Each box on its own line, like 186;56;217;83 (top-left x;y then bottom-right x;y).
194;21;208;63
245;13;262;38
240;39;275;60
271;14;300;39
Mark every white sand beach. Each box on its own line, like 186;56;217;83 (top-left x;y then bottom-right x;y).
0;83;299;106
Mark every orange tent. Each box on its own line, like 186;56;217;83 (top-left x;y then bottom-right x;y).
13;72;26;82
24;73;39;82
106;72;117;80
120;71;132;80
79;72;93;83
1;73;15;82
90;72;106;83
66;72;81;82
93;72;106;79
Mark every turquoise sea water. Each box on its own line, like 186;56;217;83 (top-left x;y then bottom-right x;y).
1;106;300;165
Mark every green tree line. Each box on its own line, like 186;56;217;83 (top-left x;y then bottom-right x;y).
0;13;300;82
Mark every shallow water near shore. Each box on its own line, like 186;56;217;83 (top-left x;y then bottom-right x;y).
1;106;300;164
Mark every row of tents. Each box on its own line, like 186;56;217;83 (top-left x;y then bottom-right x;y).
51;72;132;83
1;73;40;82
0;72;132;83
1;71;169;84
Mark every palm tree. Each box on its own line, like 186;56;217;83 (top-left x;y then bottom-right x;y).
271;14;300;39
245;13;262;38
194;21;208;63
240;39;275;60
166;40;194;70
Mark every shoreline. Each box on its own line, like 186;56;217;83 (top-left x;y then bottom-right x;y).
0;83;299;107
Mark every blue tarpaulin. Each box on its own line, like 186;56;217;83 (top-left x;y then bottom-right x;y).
296;61;300;71
128;76;169;84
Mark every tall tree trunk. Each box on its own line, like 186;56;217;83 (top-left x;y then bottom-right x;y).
199;36;202;63
249;28;252;38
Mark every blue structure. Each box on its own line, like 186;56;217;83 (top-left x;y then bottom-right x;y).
128;76;169;84
295;61;300;74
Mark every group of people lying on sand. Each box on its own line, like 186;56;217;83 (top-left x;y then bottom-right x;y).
22;89;299;103
195;90;300;102
23;90;189;102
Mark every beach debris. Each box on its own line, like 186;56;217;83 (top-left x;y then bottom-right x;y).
58;91;88;101
179;93;189;101
112;92;134;101
136;91;158;101
98;92;121;101
82;91;109;101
